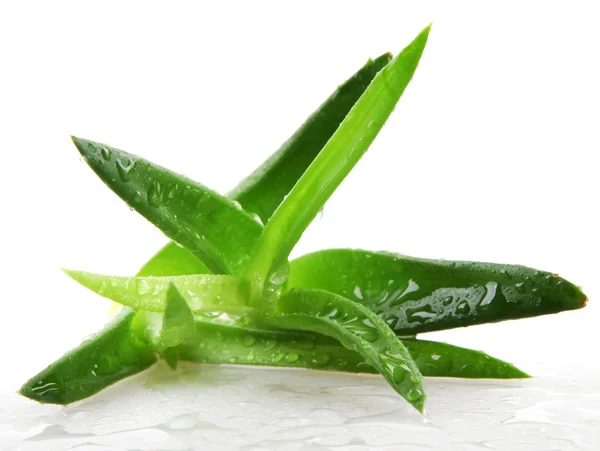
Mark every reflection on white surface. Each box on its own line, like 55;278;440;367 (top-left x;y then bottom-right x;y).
2;363;599;450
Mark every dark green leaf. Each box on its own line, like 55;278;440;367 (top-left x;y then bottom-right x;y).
72;136;262;275
287;249;587;334
19;311;156;405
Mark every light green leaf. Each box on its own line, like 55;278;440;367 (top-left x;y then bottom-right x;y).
63;269;251;314
244;26;431;291
264;288;426;413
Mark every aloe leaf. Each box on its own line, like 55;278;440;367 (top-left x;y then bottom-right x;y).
137;242;212;277
263;288;426;413
161;283;196;348
19;310;156;405
287;249;587;334
244;26;431;287
63;270;251;314
136;54;393;279
229;53;392;223
173;317;528;378
72;136;262;275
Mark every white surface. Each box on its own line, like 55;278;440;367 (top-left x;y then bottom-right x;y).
0;1;599;449
2;363;599;450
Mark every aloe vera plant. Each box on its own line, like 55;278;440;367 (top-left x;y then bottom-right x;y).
21;25;587;413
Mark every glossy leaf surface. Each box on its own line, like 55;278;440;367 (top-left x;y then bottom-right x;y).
264;288;425;412
64;270;250;314
19;311;156;405
73;136;262;275
176;319;529;379
245;26;431;286
229;53;392;223
287;249;587;334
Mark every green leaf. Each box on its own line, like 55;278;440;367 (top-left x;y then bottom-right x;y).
288;249;588;334
136;54;393;279
244;26;431;288
263;288;426;413
137;242;212;277
160;282;197;348
175;318;529;378
63;269;251;314
72;136;262;275
19;310;156;405
229;53;392;223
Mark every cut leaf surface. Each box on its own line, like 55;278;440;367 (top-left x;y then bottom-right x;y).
63;270;250;314
72;136;262;275
245;26;431;287
263;288;426;412
288;249;588;334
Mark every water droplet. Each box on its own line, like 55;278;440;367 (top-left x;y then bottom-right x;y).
249;212;264;226
136;279;150;295
272;353;285;363
515;282;526;294
442;296;453;306
264;339;277;350
100;146;110;160
87;142;97;153
393;367;406;384
269;263;290;285
231;200;242;209
285;352;300;363
407;305;436;323
148;182;162;207
133;191;142;203
311;352;332;367
242;334;256;347
406;389;423;402
479;281;498;307
116;157;135;181
353;285;363;300
168;186;178;199
228;357;238;363
456;300;470;314
246;352;255;361
410;375;420;384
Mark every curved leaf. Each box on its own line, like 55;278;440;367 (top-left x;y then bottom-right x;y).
263;288;426;412
175;319;528;378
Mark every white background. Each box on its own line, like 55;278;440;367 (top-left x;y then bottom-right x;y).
0;0;598;393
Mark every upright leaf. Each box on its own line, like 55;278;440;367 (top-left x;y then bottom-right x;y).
72;136;262;275
138;54;393;277
288;249;587;334
245;26;431;287
229;53;392;223
63;270;251;314
263;288;426;413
